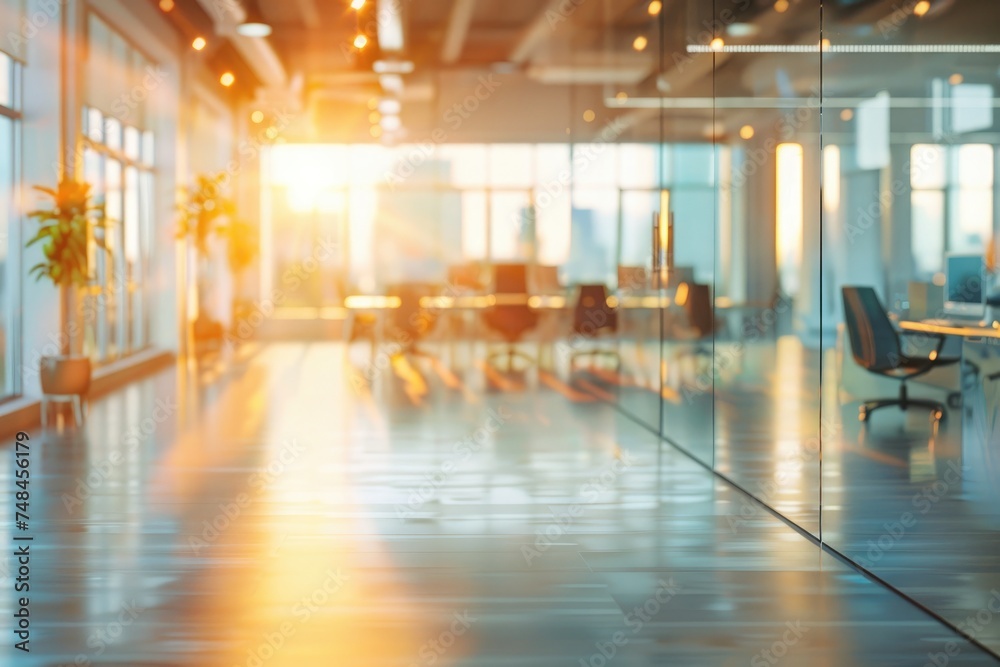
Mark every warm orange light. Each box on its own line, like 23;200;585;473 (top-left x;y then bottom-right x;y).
949;73;964;85
192;36;207;51
739;125;754;140
709;37;725;51
648;0;662;15
840;108;854;121
251;110;265;124
583;109;596;122
632;35;648;51
370;125;382;138
353;34;368;49
265;126;279;139
369;111;381;123
774;0;789;12
159;0;174;11
913;0;931;17
821;38;831;51
615;91;628;103
350;0;365;8
220;72;235;87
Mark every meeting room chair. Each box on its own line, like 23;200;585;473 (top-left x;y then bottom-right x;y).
842;286;959;422
387;282;439;358
570;284;619;370
482;263;539;371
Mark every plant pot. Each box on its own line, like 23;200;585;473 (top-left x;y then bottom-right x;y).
39;355;92;396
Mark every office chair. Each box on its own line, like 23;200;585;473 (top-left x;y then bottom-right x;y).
482;263;539;371
617;266;649;293
386;282;439;358
842;286;960;422
570;284;619;370
530;265;562;294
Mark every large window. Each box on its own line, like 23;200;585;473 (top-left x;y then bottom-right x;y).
81;13;155;363
262;142;709;302
911;143;994;277
0;50;20;398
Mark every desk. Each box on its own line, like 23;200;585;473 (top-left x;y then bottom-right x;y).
898;318;1000;339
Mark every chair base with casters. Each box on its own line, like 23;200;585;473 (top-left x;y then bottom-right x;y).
41;394;88;430
858;381;947;423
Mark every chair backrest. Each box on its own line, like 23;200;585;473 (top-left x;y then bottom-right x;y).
387;282;438;341
494;263;529;294
841;286;902;371
448;263;483;291
484;264;537;340
531;265;562;293
680;283;714;337
617;266;648;292
573;284;617;336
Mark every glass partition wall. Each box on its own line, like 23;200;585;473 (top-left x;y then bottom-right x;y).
651;0;1000;657
256;1;1000;654
820;0;1000;655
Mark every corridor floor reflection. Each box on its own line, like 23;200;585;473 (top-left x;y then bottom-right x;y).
0;342;994;666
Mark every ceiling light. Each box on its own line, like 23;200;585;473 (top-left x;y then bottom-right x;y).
647;0;662;15
237;0;272;37
583;109;596;122
159;0;174;11
615;91;628;104
377;0;405;51
192;36;207;51
251;110;265;123
913;0;931;17
265;126;279;139
727;23;758;38
840;108;853;121
379;74;404;93
354;34;368;49
774;0;789;12
633;35;648;51
709;37;725;51
220;72;235;87
949;73;964;85
380;115;402;132
739;125;754;140
821;38;831;51
369;111;381;123
351;0;366;8
370;126;383;138
374;60;415;74
378;99;401;115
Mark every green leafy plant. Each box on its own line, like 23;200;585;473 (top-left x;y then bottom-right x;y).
27;179;110;355
27;180;108;287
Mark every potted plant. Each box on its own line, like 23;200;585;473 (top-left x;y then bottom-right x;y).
26;179;110;398
176;173;237;345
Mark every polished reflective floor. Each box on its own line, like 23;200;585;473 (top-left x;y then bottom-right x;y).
1;342;997;665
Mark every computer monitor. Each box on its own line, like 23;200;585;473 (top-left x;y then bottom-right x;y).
944;253;985;317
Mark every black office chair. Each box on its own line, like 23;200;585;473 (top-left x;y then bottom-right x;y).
570;284;619;370
386;282;439;358
482;264;539;370
842;286;960;422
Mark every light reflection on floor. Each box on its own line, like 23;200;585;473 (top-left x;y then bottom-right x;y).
0;341;995;665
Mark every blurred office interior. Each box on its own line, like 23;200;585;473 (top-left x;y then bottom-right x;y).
2;0;1000;664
